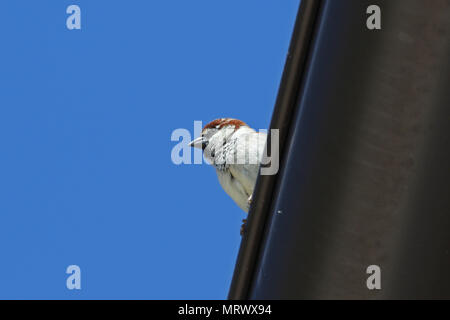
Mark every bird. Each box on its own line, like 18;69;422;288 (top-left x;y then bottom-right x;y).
189;118;267;235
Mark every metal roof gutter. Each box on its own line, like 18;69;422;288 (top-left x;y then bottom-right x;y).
228;0;323;300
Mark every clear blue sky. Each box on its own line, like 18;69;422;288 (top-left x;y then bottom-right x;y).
0;0;300;299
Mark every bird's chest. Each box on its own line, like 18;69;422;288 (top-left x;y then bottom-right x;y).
215;168;249;211
209;141;235;171
216;169;234;194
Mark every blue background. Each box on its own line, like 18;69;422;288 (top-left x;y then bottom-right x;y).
0;0;299;299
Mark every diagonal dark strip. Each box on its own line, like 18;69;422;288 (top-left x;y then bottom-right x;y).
228;0;323;300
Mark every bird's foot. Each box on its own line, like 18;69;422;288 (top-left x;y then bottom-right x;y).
240;219;247;236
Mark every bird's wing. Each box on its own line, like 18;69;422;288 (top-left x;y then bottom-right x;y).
216;169;250;212
229;164;258;197
228;131;267;196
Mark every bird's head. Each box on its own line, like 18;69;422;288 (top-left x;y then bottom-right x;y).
188;118;248;151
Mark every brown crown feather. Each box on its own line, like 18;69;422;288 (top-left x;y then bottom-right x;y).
202;118;247;133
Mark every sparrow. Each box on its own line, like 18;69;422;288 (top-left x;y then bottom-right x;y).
189;118;267;235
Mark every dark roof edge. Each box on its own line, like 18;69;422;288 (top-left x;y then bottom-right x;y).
228;0;323;300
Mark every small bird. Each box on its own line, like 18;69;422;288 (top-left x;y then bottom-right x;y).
189;118;267;234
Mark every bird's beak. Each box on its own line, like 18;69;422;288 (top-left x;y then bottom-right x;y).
189;136;208;150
